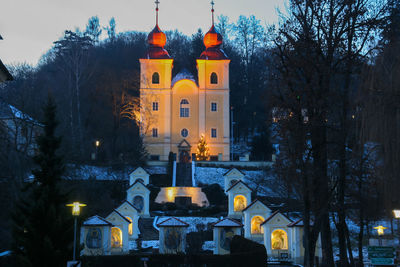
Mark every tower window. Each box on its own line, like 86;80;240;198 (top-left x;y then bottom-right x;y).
152;72;160;84
210;72;218;84
211;128;217;138
153;102;159;111
180;99;189;117
181;128;188;138
152;128;158;137
211;102;217;112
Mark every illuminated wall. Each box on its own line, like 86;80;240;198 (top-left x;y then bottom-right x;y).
155;187;209;207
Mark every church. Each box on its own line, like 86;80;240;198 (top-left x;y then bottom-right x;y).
139;2;230;162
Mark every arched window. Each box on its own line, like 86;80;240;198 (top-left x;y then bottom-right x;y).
133;195;144;213
251;216;265;234
180;99;189;117
152;72;160;84
234;195;247;211
210;72;218;84
86;228;102;248
111;227;123;248
271;229;288;250
125;216;133;236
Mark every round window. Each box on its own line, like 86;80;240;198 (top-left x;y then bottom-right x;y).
181;128;188;138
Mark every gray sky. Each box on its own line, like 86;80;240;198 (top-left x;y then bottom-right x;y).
0;0;285;66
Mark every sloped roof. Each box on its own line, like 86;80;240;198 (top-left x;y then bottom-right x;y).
212;217;242;228
261;210;292;226
287;218;304;227
178;139;191;148
116;200;140;212
223;168;245;177
226;180;252;192
83;215;112;226
130;166;149;176
127;180;150;191
242;199;269;212
108;209;131;223
156;217;189;227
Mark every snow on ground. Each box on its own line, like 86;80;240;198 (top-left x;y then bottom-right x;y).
194;166;281;197
202;241;214;251
155;216;219;233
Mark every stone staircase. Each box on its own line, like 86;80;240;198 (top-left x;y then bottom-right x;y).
138;217;158;240
175;162;192;186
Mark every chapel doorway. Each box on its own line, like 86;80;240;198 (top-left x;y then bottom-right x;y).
179;150;190;163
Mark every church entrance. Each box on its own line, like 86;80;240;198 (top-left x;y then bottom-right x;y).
179;150;190;163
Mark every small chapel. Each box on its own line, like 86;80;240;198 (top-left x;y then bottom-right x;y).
139;0;230;162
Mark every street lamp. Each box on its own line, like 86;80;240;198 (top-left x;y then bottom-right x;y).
66;202;86;261
374;225;387;236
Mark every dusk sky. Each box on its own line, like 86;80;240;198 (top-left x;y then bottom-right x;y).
0;0;285;66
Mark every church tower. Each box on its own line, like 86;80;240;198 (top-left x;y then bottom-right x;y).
139;0;174;160
140;1;230;161
196;1;230;160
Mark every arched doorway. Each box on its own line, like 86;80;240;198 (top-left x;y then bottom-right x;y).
179;150;190;163
133;195;144;213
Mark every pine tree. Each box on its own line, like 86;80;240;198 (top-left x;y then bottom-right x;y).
12;97;73;267
196;134;209;161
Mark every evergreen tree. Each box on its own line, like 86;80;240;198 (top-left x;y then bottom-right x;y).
196;135;209;161
12;97;72;267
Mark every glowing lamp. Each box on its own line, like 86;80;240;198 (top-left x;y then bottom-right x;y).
67;202;86;216
393;210;400;219
95;140;100;147
374;225;387;236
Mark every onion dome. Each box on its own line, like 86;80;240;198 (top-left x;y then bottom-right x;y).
142;0;171;59
199;1;229;60
203;25;222;48
148;25;167;48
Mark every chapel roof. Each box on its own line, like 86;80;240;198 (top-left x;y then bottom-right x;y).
242;199;270;212
127;179;150;191
83;215;113;226
156;217;189;227
212;217;242;227
226;180;252;192
223;168;245;177
260;210;292;226
108;209;132;223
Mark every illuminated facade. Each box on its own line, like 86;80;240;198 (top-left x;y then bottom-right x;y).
139;5;230;161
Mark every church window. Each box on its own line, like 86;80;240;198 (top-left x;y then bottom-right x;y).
271;229;288;250
210;72;218;84
152;72;160;84
111;227;123;248
153;102;159;111
234;195;247;211
86;228;102;248
181;128;188;138
180;99;190;117
211;128;217;138
251;216;265;234
211;102;217;112
125;216;133;236
152;128;158;137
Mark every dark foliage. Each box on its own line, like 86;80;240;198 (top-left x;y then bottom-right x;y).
11;97;73;267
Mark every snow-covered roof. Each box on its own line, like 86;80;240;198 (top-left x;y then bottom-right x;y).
212;217;242;227
171;69;196;87
83;215;112;226
156;217;189;227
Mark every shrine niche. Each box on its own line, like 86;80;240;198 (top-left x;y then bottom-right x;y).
133;195;144;212
86;228;102;249
212;218;242;255
251;216;265;234
234;195;247;211
111;227;123;248
271;229;288;250
157;217;189;254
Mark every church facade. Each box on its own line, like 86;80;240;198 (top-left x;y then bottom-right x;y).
139;13;230;161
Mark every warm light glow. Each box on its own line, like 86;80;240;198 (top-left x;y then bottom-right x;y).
95;140;100;147
251;216;265;234
111;227;123;248
167;188;175;202
393;210;400;219
196;134;210;161
271;229;288;250
126;217;133;236
66;202;86;216
374;225;387;236
234;195;247;212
